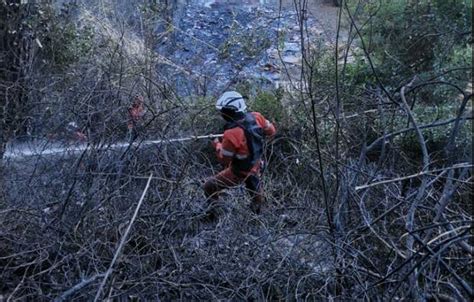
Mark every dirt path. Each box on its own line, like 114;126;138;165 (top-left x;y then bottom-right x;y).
279;0;341;42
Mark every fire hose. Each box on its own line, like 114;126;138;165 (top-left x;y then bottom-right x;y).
4;134;224;159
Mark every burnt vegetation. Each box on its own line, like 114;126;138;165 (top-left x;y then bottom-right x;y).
0;0;472;300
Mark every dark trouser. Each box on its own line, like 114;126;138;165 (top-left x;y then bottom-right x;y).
127;127;138;142
203;167;265;213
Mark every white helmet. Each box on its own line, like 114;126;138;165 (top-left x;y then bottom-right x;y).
66;122;78;132
215;91;246;113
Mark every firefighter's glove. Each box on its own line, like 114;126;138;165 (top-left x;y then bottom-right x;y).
211;138;221;151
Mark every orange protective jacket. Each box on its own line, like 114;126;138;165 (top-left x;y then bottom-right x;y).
127;102;145;129
213;112;276;175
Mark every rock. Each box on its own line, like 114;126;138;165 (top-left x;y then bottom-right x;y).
262;71;281;81
290;34;300;42
310;27;324;36
283;42;300;53
262;62;280;72
282;54;301;64
266;48;279;59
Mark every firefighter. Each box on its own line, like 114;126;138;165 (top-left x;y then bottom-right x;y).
66;122;87;142
127;95;145;141
203;91;276;218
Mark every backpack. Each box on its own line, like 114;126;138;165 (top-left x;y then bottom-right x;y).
224;113;264;175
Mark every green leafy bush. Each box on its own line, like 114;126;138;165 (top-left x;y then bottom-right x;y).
348;0;472;90
248;90;287;127
392;103;472;159
37;4;94;70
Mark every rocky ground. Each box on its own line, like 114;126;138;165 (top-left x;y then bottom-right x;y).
157;0;340;96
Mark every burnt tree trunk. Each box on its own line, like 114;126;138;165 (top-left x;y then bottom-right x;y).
1;0;29;153
0;1;36;203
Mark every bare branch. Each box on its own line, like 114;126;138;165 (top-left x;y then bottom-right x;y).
93;173;153;302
